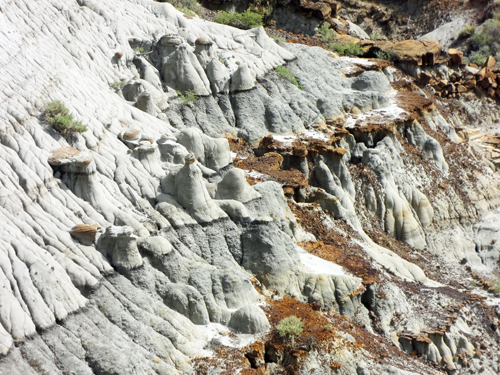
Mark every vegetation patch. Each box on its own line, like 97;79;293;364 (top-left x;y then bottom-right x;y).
329;41;365;57
461;18;500;65
133;46;147;54
458;24;475;39
158;0;201;15
374;50;395;61
275;66;303;89
176;90;198;105
45;100;88;135
276;316;303;345
109;81;126;90
318;22;337;44
215;10;263;29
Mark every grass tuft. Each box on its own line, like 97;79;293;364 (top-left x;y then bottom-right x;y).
275;66;303;90
45;100;87;135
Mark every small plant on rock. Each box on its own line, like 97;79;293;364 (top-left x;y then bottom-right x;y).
275;66;303;90
276;316;303;346
176;90;198;105
45;100;88;135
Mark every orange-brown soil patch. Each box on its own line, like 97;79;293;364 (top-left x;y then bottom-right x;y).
289;201;381;284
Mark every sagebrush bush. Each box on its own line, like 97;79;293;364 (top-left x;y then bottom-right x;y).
318;22;337;43
45;101;87;135
276;316;303;345
275;66;303;90
215;10;263;29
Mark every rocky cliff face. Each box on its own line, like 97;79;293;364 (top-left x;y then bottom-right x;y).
0;0;499;374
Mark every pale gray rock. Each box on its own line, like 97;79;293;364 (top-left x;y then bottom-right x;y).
418;18;468;49
228;305;270;334
214;169;262;202
97;226;143;271
173;154;227;223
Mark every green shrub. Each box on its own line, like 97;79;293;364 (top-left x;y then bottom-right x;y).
375;50;388;60
133;46;147;54
159;0;201;15
374;50;396;61
276;316;303;345
458;25;475;39
45;101;88;135
318;22;337;43
275;66;303;90
109;81;126;90
176;90;198;105
329;42;365;56
469;51;488;66
215;10;263;29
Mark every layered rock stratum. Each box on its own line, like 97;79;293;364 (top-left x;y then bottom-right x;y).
0;0;500;374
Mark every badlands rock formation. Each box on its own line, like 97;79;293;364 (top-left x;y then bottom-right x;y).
0;0;499;374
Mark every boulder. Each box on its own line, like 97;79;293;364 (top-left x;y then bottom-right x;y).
448;48;463;65
97;226;143;271
391;39;444;66
484;56;497;69
70;224;100;245
228;305;270;334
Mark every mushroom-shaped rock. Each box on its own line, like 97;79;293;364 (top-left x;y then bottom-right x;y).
119;129;153;149
99;226;143;271
48;147;94;173
174;154;227;223
215;169;261;202
159;34;183;47
195;37;213;46
131;141;164;176
228;305;270;334
70;224;99;245
194;37;216;67
230;62;255;92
